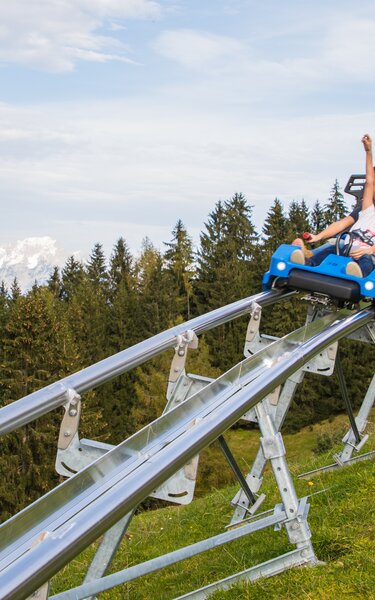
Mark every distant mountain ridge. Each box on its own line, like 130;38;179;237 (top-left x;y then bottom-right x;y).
0;237;70;292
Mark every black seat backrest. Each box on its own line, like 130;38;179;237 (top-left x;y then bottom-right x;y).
345;174;365;205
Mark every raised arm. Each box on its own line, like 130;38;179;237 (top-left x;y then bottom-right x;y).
362;133;374;210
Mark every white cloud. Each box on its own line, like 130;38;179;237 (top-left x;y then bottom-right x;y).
260;17;375;90
0;99;371;256
153;16;375;99
154;28;245;69
324;18;375;79
0;0;161;71
2;4;375;258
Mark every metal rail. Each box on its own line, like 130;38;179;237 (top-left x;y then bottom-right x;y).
1;312;330;572
0;306;372;599
0;289;289;437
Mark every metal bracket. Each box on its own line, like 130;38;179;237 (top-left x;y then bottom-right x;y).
245;332;277;355
56;388;82;477
165;373;212;413
260;431;286;460
242;306;280;419
153;370;208;504
150;415;201;505
56;373;205;504
268;385;281;406
302;341;338;376
57;388;82;451
27;582;50;600
342;429;369;449
150;454;200;505
241;385;281;422
245;329;337;378
336;432;369;459
167;330;199;400
243;303;262;354
347;321;375;344
285;500;312;545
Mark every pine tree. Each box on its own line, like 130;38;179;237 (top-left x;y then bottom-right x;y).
260;199;305;337
103;238;141;442
66;275;108;365
119;239;176;439
164;220;195;320
224;193;258;256
108;238;133;298
258;198;291;285
288;199;311;239
324;179;347;222
86;243;109;296
108;237;139;348
47;266;62;299
58;256;110;443
61;256;85;301
9;277;21;303
0;287;80;519
261;198;291;253
136;238;172;338
62;245;110;366
311;200;328;232
0;281;8;322
0;282;9;407
196;194;257;309
194;194;258;370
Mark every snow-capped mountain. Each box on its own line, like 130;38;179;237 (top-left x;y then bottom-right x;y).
0;237;70;292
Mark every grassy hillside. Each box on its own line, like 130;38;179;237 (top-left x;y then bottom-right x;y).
51;413;375;599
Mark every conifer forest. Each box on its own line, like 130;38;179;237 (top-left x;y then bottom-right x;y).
1;182;374;520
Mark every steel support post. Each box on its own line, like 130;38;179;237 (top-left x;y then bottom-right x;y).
175;402;317;600
217;435;256;505
256;400;315;557
230;304;339;525
335;351;361;444
81;511;135;600
337;372;375;462
230;374;302;525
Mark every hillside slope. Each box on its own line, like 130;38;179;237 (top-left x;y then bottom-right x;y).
51;415;375;599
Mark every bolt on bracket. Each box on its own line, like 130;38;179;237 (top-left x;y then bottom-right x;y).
57;388;82;451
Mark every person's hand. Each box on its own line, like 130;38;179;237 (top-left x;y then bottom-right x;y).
362;134;372;152
305;232;320;244
349;245;373;259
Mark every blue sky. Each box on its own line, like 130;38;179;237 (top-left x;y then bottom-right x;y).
1;0;375;261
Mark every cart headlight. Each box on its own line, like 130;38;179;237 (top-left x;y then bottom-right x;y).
276;261;286;271
364;281;374;291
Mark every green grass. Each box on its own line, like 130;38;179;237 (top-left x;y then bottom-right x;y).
50;413;375;599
